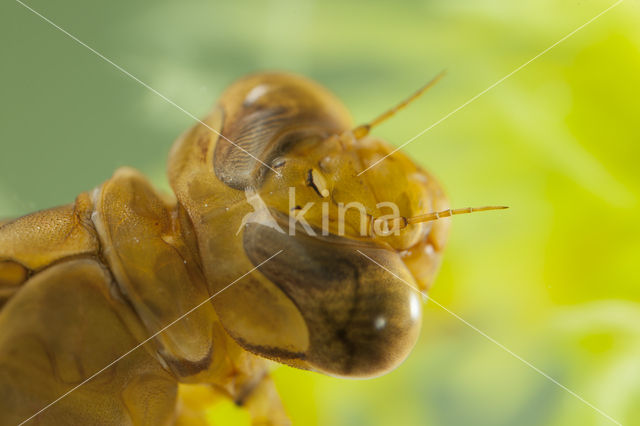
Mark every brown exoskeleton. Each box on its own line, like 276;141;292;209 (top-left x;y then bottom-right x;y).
0;72;504;425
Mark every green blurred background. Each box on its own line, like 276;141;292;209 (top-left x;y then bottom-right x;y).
1;0;639;425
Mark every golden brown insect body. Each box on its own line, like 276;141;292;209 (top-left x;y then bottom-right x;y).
0;73;454;425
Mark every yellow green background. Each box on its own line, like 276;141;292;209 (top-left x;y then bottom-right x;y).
1;0;639;425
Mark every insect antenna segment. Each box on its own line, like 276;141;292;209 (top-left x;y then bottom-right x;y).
352;70;447;139
374;205;508;234
405;205;508;226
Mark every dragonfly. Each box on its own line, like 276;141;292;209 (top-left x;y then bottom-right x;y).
0;72;504;425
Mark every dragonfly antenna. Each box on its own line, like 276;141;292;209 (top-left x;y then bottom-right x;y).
352;70;446;139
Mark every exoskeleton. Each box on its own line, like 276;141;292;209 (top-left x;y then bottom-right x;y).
0;72;501;425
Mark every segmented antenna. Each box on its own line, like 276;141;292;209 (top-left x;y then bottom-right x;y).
406;206;508;226
374;205;508;234
352;70;447;139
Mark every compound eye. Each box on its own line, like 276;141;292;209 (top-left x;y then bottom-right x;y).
242;217;421;378
212;73;351;190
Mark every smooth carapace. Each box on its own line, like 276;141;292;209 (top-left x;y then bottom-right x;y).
0;72;504;425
